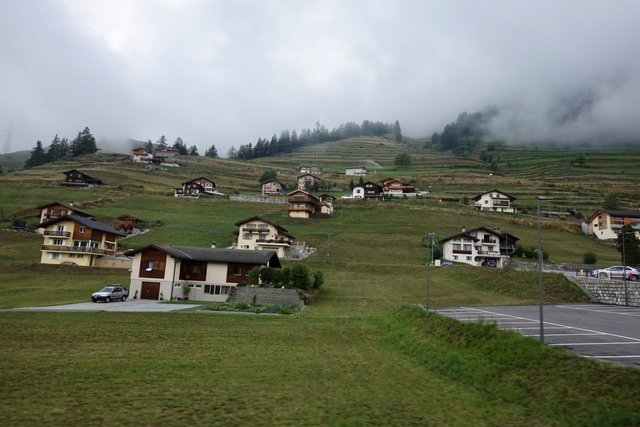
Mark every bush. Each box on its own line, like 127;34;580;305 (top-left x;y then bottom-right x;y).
583;252;597;265
312;270;324;289
290;264;311;290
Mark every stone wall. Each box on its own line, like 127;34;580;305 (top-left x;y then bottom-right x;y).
229;195;288;204
231;286;305;308
573;277;640;307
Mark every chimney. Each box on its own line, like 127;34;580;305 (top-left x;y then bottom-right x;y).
211;241;216;249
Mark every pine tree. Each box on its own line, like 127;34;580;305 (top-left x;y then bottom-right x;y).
25;140;47;168
394;120;402;143
157;135;168;149
172;137;188;155
70;127;97;157
188;145;199;156
205;145;218;158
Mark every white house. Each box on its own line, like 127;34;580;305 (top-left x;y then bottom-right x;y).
234;216;295;258
473;190;517;213
345;166;369;176
581;209;640;240
125;244;281;302
440;226;519;268
352;186;365;199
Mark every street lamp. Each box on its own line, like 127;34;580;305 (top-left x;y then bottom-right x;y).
536;196;553;343
619;230;631;306
425;232;436;311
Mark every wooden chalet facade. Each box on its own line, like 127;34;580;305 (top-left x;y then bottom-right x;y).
131;147;154;163
581;209;640;240
287;190;328;219
297;173;322;191
299;165;323;175
61;169;103;187
174;177;223;198
38;215;125;267
234;216;295;258
382;178;417;197
125;244;281;302
361;182;384;200
115;214;145;234
36;202;94;233
261;179;285;195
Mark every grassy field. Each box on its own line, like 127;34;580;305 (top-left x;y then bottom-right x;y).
1;145;639;425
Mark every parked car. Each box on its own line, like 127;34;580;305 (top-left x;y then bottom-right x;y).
481;259;497;267
590;266;640;281
91;284;129;302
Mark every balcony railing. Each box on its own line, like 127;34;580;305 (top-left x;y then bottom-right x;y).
452;249;472;254
41;245;107;255
44;230;71;238
257;238;292;246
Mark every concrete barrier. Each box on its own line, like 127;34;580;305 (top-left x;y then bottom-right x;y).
573;277;640;306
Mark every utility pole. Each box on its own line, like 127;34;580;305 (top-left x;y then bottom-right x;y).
425;232;436;311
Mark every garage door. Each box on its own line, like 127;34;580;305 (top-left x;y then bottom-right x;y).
141;282;160;300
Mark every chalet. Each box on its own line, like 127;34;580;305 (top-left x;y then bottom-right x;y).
131;147;154;163
297;173;322;191
288;190;327;219
125;244;281;302
234;216;295;258
473;190;517;213
345;166;368;176
61;169;103;187
36;202;93;233
440;226;519;268
154;148;179;160
319;193;337;206
174;177;223;198
115;214;145;234
261;179;285;195
353;186;365;199
382;178;417;198
581;209;640;240
361;181;384;200
299;165;323;175
38;215;125;267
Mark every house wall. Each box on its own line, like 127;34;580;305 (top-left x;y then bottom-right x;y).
476;192;515;213
40;251;95;266
442;238;477;266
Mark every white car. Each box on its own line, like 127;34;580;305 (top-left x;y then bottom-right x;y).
591;266;640;281
91;284;129;302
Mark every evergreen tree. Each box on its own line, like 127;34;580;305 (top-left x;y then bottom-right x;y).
70;127;97;157
394;152;411;167
188;145;199;156
172;137;188;155
25;140;47;168
617;225;640;265
394;120;402;143
46;134;67;162
205;144;219;158
144;139;154;153
227;146;237;159
156;135;168;149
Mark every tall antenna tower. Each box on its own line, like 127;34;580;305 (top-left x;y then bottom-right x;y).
2;125;12;154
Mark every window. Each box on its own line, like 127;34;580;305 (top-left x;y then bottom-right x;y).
233;266;242;275
53;239;64;245
466;256;472;261
204;285;230;295
79;227;86;233
463;244;472;251
453;255;458;260
49;253;62;260
243;233;252;240
453;244;461;250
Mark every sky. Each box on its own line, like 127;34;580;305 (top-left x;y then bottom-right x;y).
2;0;640;156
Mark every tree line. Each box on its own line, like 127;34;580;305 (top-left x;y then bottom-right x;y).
430;109;497;156
228;120;402;161
140;135;219;158
25;126;98;168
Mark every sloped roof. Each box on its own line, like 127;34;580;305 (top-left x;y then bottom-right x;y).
181;176;215;186
125;244;281;267
585;209;640;223
234;216;291;235
36;201;93;218
440;226;519;243
38;214;125;236
473;189;516;201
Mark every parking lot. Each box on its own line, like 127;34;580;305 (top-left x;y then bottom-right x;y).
10;299;201;313
432;303;640;368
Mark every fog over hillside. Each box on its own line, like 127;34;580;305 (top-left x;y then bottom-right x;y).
2;1;640;155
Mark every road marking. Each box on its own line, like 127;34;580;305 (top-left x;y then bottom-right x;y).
550;342;640;346
556;305;640;317
460;306;640;343
524;333;603;337
584;355;640;359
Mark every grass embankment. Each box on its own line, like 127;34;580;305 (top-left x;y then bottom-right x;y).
1;308;639;426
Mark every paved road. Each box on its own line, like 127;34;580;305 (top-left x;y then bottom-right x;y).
432;303;640;368
8;299;201;312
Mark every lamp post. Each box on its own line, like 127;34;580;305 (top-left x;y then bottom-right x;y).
425;232;436;311
536;196;553;343
620;230;630;306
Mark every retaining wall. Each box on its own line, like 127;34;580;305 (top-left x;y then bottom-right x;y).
232;287;305;308
573;277;640;307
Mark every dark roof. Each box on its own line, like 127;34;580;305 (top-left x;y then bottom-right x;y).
181;177;215;186
36;201;93;218
38;214;125;236
473;189;516;201
116;214;143;221
234;216;291;234
260;179;284;185
439;231;479;243
439;226;519;243
124;244;281;267
297;173;321;179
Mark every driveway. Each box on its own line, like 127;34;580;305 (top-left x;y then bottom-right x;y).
11;299;201;312
432;303;640;368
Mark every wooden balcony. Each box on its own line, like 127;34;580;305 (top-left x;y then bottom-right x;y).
44;230;71;238
41;245;107;255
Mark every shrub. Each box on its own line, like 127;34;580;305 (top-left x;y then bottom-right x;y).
312;270;324;289
248;266;261;285
290;264;311;290
583;252;597;265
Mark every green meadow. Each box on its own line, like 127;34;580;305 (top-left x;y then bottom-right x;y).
1;141;639;425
